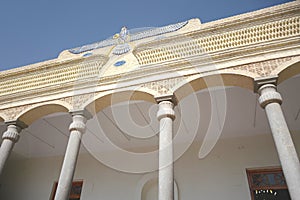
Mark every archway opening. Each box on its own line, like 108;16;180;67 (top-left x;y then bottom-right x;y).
85;90;156;116
174;73;254;102
277;60;300;84
18;104;69;126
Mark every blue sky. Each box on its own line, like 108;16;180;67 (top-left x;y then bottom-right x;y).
0;0;293;71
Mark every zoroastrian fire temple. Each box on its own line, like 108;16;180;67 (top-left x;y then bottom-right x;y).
0;1;299;200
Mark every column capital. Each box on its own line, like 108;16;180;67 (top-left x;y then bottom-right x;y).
69;115;87;133
2;126;20;142
4;120;27;129
69;109;93;120
157;101;175;121
254;75;278;93
2;120;27;142
258;84;282;108
155;94;177;105
69;110;91;133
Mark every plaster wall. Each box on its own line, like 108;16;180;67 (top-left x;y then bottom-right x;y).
0;133;299;200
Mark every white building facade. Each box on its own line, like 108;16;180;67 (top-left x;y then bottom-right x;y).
0;2;299;200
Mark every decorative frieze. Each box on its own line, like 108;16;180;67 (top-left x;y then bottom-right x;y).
141;77;185;96
232;57;294;77
1;99;72;122
72;93;95;109
63;93;95;110
2;105;31;121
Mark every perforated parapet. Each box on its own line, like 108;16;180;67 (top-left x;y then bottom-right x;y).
134;17;300;65
0;57;106;97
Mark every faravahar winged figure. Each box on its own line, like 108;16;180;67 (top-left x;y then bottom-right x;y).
69;21;188;54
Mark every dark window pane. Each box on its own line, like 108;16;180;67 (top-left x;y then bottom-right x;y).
51;181;83;200
69;181;83;199
70;184;82;195
246;168;291;200
251;171;286;188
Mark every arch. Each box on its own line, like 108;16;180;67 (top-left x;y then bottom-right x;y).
135;173;179;200
16;101;70;126
273;59;300;84
173;72;254;102
84;89;156;116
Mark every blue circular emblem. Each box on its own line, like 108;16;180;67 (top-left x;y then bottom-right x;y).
114;60;126;67
82;52;93;57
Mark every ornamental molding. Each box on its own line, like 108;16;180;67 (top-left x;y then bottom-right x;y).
0;56;107;103
0;55;298;120
141;77;186;96
0;99;72;121
231;56;297;77
0;55;298;111
62;93;95;110
0;54;108;78
2;105;32;121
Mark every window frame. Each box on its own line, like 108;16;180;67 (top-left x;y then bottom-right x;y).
246;167;289;200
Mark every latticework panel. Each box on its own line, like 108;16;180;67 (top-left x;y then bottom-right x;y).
134;17;300;65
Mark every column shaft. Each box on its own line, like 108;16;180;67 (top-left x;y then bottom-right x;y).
54;114;87;200
259;84;300;200
157;100;175;200
0;139;16;174
159;117;174;200
0;123;24;176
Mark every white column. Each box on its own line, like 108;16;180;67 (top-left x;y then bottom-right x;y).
258;83;300;200
156;98;176;200
0;120;26;175
54;111;89;200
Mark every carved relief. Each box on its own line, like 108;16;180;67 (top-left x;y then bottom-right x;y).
69;21;188;54
62;93;95;110
141;77;185;95
231;57;294;77
60;96;73;108
2;105;32;121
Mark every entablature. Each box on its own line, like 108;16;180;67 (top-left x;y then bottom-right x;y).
0;1;299;112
